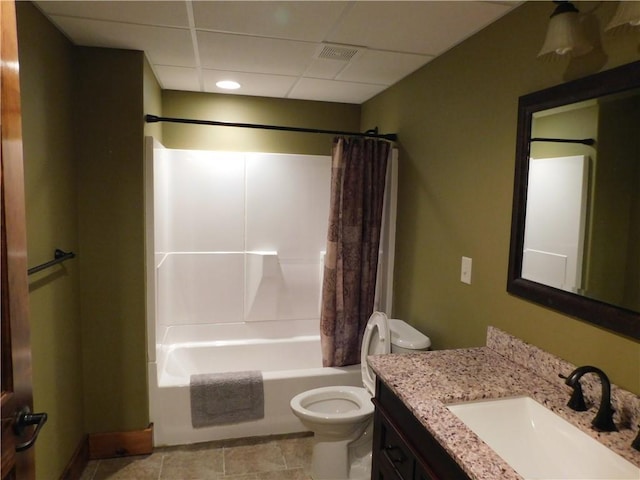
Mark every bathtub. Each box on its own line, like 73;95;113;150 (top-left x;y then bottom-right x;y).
149;320;361;446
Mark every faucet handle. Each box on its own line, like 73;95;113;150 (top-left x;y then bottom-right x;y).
559;373;588;411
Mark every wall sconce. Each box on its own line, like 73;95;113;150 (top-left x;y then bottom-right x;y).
538;1;593;59
606;1;640;33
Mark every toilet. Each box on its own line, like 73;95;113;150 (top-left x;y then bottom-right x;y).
290;312;431;480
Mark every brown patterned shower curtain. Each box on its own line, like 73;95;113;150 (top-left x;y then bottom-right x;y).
320;137;390;367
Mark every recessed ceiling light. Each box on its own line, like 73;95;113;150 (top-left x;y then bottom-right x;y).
216;80;241;90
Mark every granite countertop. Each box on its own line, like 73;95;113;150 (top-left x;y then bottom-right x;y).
368;327;640;480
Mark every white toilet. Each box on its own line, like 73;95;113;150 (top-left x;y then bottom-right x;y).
290;312;431;480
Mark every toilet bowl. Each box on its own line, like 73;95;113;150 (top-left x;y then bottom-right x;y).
290;312;430;480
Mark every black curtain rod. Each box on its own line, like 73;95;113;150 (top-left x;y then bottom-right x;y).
145;114;398;142
530;137;595;146
28;249;76;276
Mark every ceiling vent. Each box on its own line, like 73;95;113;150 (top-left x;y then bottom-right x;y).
316;43;362;62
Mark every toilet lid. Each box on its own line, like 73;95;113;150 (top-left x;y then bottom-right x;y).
361;311;391;395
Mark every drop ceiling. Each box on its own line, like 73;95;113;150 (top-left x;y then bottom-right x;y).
34;1;520;104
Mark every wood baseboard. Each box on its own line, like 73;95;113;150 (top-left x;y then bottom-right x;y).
88;423;153;459
59;435;89;480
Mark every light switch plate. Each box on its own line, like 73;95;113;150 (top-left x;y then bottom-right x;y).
461;256;472;284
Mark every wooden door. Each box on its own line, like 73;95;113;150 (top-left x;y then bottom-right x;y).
1;1;39;478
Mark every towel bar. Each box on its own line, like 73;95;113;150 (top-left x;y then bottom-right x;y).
28;249;75;275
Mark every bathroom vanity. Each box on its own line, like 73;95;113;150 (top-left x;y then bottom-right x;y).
369;327;640;480
372;379;470;479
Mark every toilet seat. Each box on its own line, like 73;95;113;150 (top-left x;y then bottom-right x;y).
290;386;373;425
290;311;391;425
360;311;390;395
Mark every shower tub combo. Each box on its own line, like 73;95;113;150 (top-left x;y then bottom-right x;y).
146;140;397;446
150;320;360;446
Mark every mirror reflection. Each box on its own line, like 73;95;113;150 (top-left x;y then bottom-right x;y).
525;89;640;313
508;60;640;340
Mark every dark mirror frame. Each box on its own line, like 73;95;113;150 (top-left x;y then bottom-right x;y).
507;60;640;341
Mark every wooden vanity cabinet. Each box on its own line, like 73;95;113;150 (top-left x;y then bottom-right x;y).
371;379;471;480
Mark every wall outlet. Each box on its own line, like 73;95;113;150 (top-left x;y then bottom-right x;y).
461;256;472;284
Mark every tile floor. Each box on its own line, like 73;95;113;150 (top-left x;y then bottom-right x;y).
80;433;313;480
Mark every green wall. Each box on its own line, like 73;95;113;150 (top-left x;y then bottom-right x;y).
144;58;163;143
16;3;85;478
161;90;360;154
18;5;161;473
74;47;149;433
362;1;640;393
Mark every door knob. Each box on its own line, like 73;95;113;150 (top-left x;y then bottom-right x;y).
14;406;48;452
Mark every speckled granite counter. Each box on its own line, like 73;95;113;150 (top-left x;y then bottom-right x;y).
368;326;640;480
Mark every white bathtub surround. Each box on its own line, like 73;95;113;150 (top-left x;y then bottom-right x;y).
153;149;332;332
245;252;279;319
145;140;398;446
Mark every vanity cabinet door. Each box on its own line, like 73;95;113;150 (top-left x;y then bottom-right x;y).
372;379;471;480
414;461;437;480
375;458;405;480
376;408;415;480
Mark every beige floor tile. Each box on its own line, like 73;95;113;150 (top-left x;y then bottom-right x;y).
217;475;258;480
277;436;313;470
254;468;311;480
92;453;163;480
80;434;316;479
223;443;286;476
159;445;224;479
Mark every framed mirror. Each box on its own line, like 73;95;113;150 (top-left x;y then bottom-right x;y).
508;60;640;340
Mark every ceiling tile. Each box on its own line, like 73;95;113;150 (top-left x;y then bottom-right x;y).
50;16;196;67
202;70;298;98
327;1;513;56
197;31;317;75
193;1;349;42
289;78;386;104
304;56;350;80
36;1;190;28
337;50;433;86
33;0;521;104
155;66;201;92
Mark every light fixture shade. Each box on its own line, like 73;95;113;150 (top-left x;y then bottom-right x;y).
606;1;640;33
538;3;593;59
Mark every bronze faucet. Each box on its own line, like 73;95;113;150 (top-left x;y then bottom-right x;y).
563;365;617;432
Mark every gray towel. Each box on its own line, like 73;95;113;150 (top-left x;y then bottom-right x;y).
190;370;264;428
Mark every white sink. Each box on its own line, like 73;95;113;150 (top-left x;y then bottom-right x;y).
447;396;640;480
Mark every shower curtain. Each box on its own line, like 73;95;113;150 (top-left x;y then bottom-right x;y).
320;137;390;367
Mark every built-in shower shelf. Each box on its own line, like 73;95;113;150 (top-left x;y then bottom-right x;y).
245;252;280;319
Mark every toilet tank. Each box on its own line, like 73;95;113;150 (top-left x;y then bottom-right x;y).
388;319;431;354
